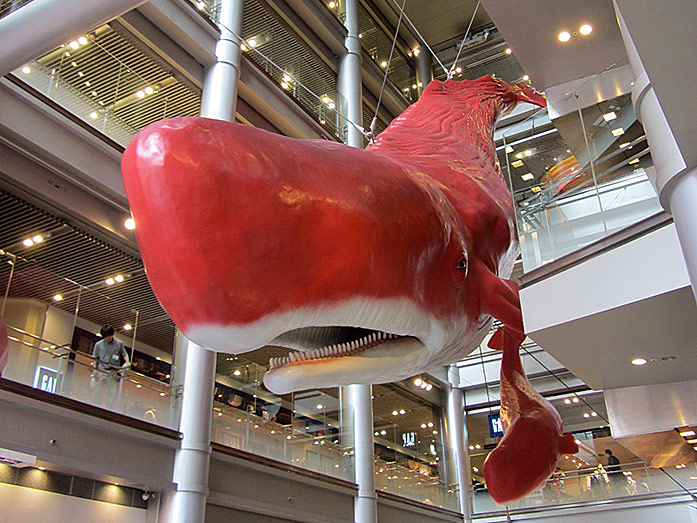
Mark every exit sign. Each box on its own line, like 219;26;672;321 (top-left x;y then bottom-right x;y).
33;367;61;394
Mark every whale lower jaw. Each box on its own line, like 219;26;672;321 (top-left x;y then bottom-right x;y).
184;297;464;393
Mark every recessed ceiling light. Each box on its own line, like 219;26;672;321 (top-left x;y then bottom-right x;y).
114;274;124;283
123;323;132;331
90;112;98;119
413;48;420;56
628;158;640;165
53;294;63;301
22;66;31;74
124;218;136;230
505;48;512;55
531;186;542;193
511;160;524;168
22;238;34;247
572;398;579;403
144;86;154;95
380;61;387;68
579;24;593;36
455;67;462;74
687;438;697;444
558;31;571;43
612;128;625;136
679;430;696;437
631;358;647;366
505;146;513;153
521;173;534;181
78;36;88;46
524;149;533;157
522;75;530;81
619;142;631;149
105;277;115;285
603;111;617;121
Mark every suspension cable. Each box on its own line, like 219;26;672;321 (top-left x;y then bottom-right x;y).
447;0;480;79
368;0;406;143
386;0;448;77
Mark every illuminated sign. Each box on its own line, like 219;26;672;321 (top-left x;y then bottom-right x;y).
488;413;504;438
401;431;417;448
33;367;61;394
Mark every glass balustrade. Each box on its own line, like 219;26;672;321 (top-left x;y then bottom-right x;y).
500;65;662;273
473;460;697;514
11;23;202;148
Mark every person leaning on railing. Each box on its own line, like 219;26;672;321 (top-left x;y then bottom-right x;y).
90;325;130;410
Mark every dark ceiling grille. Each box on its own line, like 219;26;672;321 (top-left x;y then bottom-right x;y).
0;189;175;353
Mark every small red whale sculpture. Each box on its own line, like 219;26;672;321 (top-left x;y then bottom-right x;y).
483;325;579;504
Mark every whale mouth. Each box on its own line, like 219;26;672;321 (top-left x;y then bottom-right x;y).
267;326;416;370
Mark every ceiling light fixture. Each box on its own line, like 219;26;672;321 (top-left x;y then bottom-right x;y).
413;48;420;56
531;186;542;193
124;218;136;230
628;158;640;165
105;277;115;285
612;128;625;136
631;358;647;366
114;274;124;283
22;66;31;74
380;61;387;68
521;173;534;181
53;294;63;302
78;36;88;46
455;66;462;74
505;48;512;55
123;324;132;331
679;430;696;437
522;75;530;82
579;24;593;36
558;31;571;43
414;378;423;387
505;146;514;153
90;112;98;119
603;112;617;121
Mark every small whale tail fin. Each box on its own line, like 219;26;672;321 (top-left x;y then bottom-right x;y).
559;432;580;455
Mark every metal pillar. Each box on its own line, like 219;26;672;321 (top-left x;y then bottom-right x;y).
415;50;433;96
614;2;697;304
169;2;243;521
345;384;377;523
170;340;216;523
445;367;472;522
200;0;244;122
0;0;148;77
339;1;376;521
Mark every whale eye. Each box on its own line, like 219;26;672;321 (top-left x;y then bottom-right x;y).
456;255;468;276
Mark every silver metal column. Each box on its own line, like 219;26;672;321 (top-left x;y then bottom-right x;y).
169;2;243;521
0;0;148;77
415;49;433;96
170;339;216;523
445;367;472;522
339;1;376;521
614;1;697;304
200;0;244;122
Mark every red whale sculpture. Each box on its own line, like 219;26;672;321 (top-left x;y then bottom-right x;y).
483;326;579;504
122;76;544;396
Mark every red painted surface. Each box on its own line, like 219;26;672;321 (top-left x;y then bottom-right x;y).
0;313;8;375
122;77;543;334
484;325;579;504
